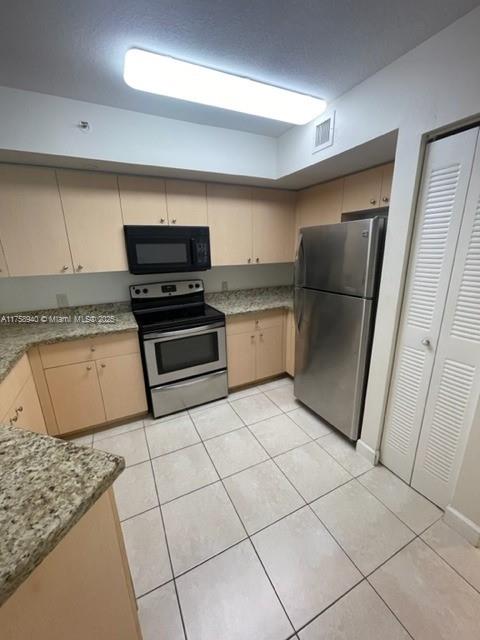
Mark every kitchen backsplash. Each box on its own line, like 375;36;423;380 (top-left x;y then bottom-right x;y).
0;263;294;312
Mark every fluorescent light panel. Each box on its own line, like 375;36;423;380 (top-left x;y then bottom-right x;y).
124;48;326;125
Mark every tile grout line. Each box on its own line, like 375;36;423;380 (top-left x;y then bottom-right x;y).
142;424;190;640
188;407;298;638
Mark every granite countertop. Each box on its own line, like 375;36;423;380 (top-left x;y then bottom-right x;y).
0;302;137;383
0;424;123;605
206;285;293;316
0;288;294;384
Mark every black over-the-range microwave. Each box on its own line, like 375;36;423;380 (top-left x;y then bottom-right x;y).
124;225;211;274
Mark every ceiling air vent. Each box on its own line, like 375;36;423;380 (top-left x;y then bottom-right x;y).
313;111;335;154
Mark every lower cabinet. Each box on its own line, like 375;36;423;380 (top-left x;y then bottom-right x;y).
0;489;142;640
226;310;286;388
45;361;106;434
36;331;148;435
0;354;47;434
285;310;296;377
97;353;148;422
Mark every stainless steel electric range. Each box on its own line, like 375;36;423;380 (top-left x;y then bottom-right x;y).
130;279;227;418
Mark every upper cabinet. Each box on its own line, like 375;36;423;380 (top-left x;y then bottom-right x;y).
342;166;384;212
380;162;394;206
252;188;296;263
166;179;208;226
0;165;73;276
207;184;253;266
118;175;168;225
0;240;9;277
57;170;127;273
296;178;344;230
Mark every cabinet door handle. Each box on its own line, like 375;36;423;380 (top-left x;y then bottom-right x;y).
100;363;106;368
61;265;69;272
247;258;252;263
77;264;84;271
250;335;255;342
160;218;165;224
171;218;177;224
256;257;260;263
90;346;96;352
86;365;92;371
369;199;377;205
421;338;431;347
382;196;389;203
260;333;264;339
16;406;23;413
10;415;18;423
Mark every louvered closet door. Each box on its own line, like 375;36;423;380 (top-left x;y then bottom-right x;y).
411;136;480;507
381;129;479;482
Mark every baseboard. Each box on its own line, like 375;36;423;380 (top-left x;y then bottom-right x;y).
444;506;480;547
356;439;380;465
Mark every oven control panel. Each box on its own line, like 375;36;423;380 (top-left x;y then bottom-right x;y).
130;280;204;299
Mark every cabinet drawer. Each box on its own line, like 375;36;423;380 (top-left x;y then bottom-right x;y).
93;332;140;360
0;354;32;418
255;310;285;329
40;337;97;369
226;315;256;335
39;331;139;368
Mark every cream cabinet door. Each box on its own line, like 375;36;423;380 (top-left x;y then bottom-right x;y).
342;166;383;212
381;129;479;483
8;377;47;435
118;175;168;225
0;165;73;276
380;163;394;206
296;178;344;229
45;361;106;433
207;184;253;265
97;353;147;421
285;310;295;377
166;180;207;226
256;324;285;380
227;332;256;387
57;170;127;273
0;240;8;277
252;188;295;263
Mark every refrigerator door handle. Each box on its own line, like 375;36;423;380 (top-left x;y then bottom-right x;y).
294;233;306;287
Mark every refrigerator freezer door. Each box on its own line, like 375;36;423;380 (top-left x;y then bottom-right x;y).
294;287;374;440
295;218;383;298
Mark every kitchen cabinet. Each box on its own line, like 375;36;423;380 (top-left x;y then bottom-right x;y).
226;310;285;387
0;489;142;640
45;361;106;434
57;170;127;273
37;331;147;435
0;240;9;277
252;188;296;263
296;178;344;231
0;165;73;276
380;162;394;206
97;352;148;421
166;179;208;226
118;175;168;225
342;166;384;212
285;309;295;376
0;355;46;434
207;183;253;266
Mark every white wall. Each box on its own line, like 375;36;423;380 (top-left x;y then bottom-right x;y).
0;264;293;312
0;87;277;179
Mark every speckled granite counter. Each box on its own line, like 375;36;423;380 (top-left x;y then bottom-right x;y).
0;302;137;383
0;424;124;605
206;285;293;316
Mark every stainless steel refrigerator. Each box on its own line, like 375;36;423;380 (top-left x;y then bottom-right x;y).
294;217;385;441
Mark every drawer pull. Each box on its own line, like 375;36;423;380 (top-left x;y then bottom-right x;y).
16;406;23;413
10;415;18;423
86;365;92;371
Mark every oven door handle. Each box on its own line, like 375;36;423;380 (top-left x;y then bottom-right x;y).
143;322;225;340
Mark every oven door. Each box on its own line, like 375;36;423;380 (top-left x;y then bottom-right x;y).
143;322;226;386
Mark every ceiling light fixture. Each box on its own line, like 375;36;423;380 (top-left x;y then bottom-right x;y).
124;48;327;125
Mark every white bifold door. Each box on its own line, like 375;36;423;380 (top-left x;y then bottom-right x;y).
381;126;480;508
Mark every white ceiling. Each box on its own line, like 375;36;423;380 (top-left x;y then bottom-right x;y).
0;1;479;137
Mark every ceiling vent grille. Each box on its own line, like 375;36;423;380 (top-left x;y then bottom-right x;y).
313;111;335;153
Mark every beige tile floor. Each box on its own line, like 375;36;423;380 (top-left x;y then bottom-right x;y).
71;375;480;640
